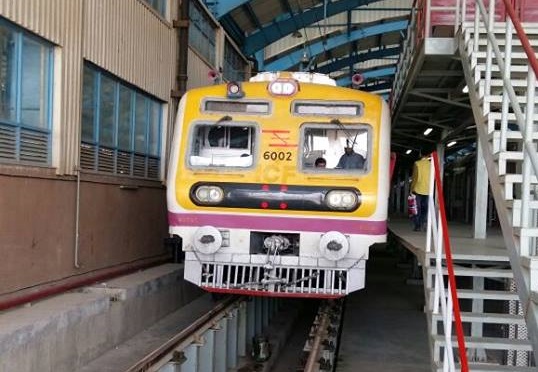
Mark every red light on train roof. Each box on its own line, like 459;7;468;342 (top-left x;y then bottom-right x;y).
280;185;288;191
262;184;270;191
226;81;244;98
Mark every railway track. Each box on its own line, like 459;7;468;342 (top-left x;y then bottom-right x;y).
123;296;344;372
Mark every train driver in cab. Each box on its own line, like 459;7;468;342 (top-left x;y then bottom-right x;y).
336;141;365;169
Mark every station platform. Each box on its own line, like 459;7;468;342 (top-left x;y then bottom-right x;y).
336;244;431;371
337;218;508;371
0;264;203;372
388;218;508;264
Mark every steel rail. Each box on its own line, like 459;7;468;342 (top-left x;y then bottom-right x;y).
303;311;330;371
124;296;241;372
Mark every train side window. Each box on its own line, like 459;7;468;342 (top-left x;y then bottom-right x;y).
301;124;370;172
189;123;256;168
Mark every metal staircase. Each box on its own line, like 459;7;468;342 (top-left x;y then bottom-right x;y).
420;0;538;370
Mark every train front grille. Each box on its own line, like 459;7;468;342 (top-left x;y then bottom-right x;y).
200;263;348;296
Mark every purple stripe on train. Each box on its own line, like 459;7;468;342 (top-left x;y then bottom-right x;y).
168;212;387;235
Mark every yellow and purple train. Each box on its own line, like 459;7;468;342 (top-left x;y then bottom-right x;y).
167;71;390;298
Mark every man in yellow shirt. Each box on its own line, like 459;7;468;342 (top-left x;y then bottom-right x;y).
410;155;431;231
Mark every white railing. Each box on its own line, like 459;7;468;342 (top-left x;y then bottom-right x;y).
426;152;469;371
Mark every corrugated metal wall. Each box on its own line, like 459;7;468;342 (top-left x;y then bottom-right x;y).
83;0;177;102
0;0;182;175
187;49;215;90
0;0;84;174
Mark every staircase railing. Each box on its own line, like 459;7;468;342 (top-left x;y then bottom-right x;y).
426;151;469;372
456;0;538;365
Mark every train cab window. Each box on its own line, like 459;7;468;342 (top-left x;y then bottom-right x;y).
189;123;256;168
301;124;370;172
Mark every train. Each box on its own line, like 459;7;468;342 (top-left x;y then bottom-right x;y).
166;71;390;298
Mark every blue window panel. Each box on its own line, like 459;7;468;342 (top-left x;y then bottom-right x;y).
0;19;53;165
99;74;116;147
118;85;133;151
223;40;246;82
0;24;17;123
189;2;216;65
20;37;50;128
81;64;162;179
134;93;148;154
81;67;96;142
148;100;160;157
264;19;408;71
146;0;166;17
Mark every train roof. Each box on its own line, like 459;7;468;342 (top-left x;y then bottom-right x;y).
249;71;336;86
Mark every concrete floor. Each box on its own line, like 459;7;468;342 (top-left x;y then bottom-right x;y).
336;245;431;371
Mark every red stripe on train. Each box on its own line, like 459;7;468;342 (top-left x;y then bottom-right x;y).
168;212;386;235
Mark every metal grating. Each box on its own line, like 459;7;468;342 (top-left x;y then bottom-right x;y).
0;123;16;161
201;263;348;296
133;154;146;177
19;128;49;164
80;143;96;170
117;151;132;176
97;147;114;173
147;156;159;179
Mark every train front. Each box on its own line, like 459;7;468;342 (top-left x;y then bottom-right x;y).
167;72;390;298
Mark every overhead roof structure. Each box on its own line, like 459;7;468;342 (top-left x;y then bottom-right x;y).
204;0;413;96
203;0;476;164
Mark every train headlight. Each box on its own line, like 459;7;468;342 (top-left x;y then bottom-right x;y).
193;226;223;254
325;190;359;211
194;185;224;204
319;231;349;261
268;79;298;96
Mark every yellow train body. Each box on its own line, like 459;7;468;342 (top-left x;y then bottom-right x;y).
167;72;391;298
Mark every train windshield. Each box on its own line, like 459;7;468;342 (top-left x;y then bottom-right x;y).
301;124;370;172
189;123;256;168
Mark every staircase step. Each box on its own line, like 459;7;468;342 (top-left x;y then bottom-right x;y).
505;199;538;211
487;79;536;88
432;335;533;351
454;289;519;301
476;64;530;73
436;363;538;371
485;95;533;104
500;174;538;187
431;311;525;325
474;37;538;48
427;266;514;278
514;227;538;237
489;128;538;141
474;51;538;61
494;151;524;162
465;22;538;34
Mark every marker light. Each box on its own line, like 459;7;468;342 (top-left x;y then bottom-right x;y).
268;79;299;96
193;225;223;254
194;185;224;204
226;82;244;98
319;231;349;261
325;190;359;211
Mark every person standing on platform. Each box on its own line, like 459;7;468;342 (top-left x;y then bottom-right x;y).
410;155;431;231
